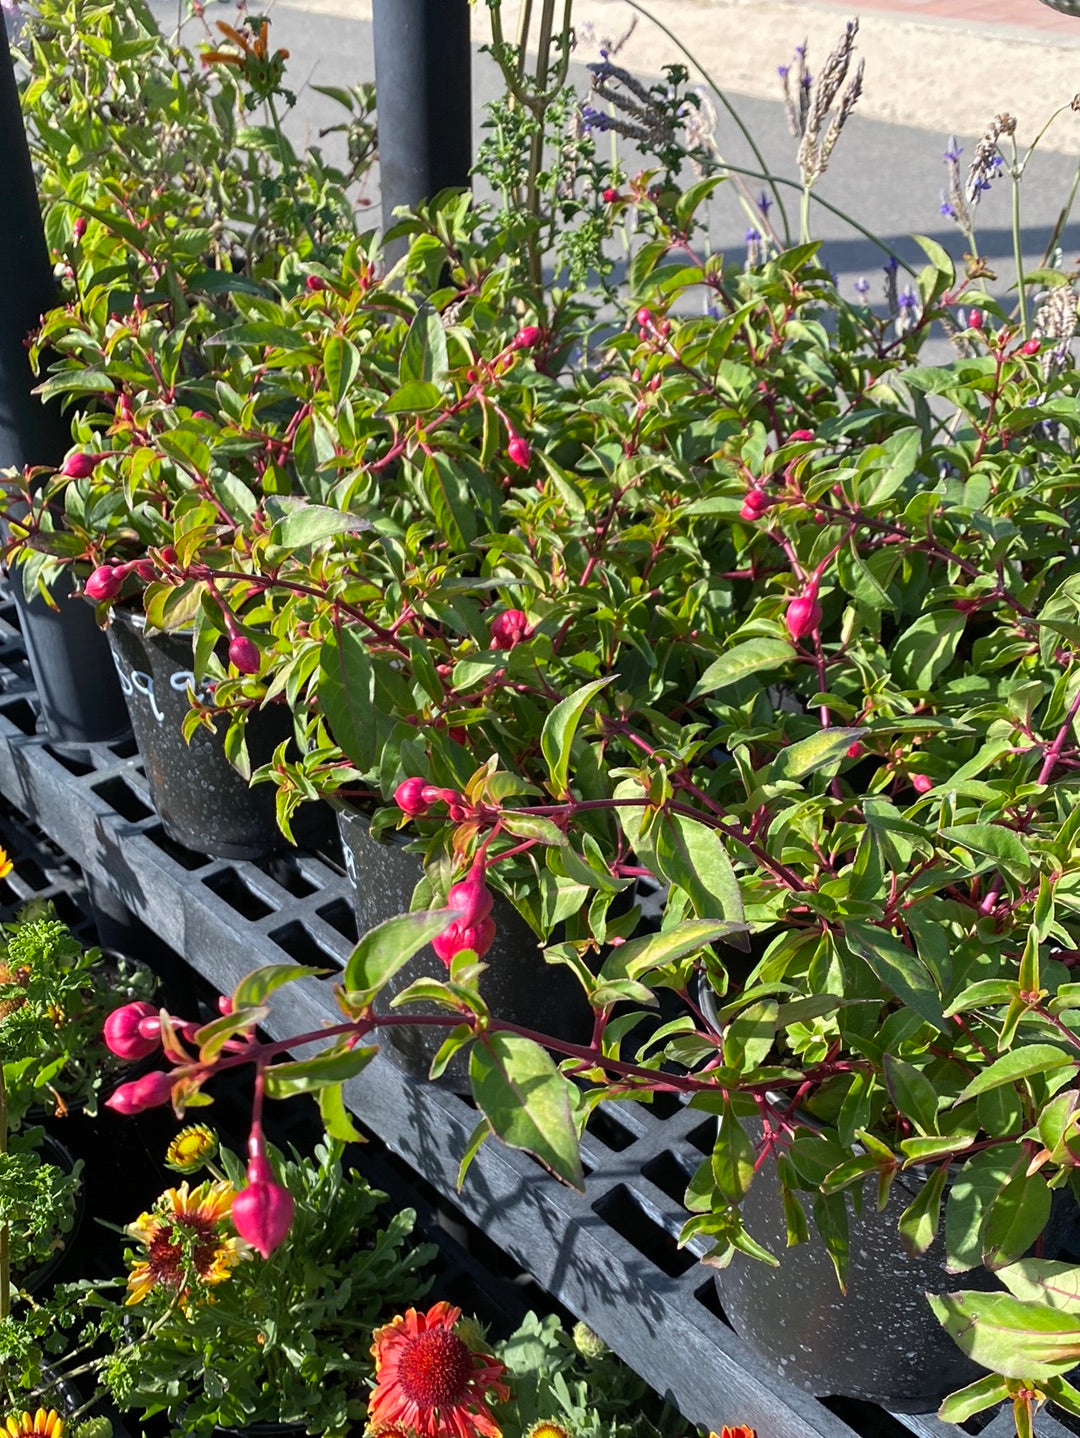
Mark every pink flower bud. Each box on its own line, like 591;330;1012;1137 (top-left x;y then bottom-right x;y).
232;1158;295;1258
911;773;933;794
420;785;463;808
968;308;983;331
514;325;543;350
602;187;619;203
73;217;87;242
85;565;124;601
846;741;865;760
432;914;497;966
785;595;823;642
787;429;815;443
105;1068;175;1115
446;877;494;928
636;307;652;327
507;437;531;469
103;1001;161;1060
394;776;429;816
739;489;770;521
228;635;260;674
305;275;327;292
489;608;530;650
218;995;234;1015
1020;337;1040;356
61;452;99;479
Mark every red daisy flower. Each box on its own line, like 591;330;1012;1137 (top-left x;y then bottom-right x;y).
368;1302;510;1438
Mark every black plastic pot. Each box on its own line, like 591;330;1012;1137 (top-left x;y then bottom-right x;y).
336;806;594;1090
7;571;130;753
107;610;293;860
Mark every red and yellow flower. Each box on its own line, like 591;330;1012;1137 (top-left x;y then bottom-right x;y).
125;1180;247;1305
368;1302;510;1438
3;1412;63;1438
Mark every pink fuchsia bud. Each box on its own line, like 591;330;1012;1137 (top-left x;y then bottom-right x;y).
507;436;531;469
305;275;327;292
105;1068;175;1115
787;429;815;443
846;741;865;759
635;306;652;327
420;785;464;808
602;187;619;203
73;217;87;242
446;877;494;928
911;773;933;794
785;593;823;642
489;608;530;650
432;914;497;966
1020;337;1041;356
394;776;429;817
968;308;983;330
232;1155;295;1258
739;489;770;521
103;1001;161;1060
514;325;543;350
61;451;99;479
131;559;156;582
228;635;261;675
85;565;124;602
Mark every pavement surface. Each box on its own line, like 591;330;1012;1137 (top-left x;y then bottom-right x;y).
153;0;1080;331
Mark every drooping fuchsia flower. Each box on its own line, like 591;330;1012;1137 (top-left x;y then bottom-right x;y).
106;1068;176;1115
489;609;530;650
506;436;531;469
432;870;496;967
60;451;100;479
513;325;543;350
739;489;770;522
228;635;260;675
104;1001;161;1060
394;777;430;817
785;578;823;642
231;1150;294;1259
84;565;124;601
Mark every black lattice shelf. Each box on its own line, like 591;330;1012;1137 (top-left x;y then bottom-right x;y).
0;602;1068;1438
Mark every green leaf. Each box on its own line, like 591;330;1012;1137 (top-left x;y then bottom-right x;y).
844;921;945;1029
469;1033;584;1190
268;499;371;550
937;1373;1012;1424
343;909;454;1001
999;1260;1080;1313
318;1083;364;1142
891;608;966;691
539;677;614;799
884;1052;940;1134
320;628;376;772
943;979;1019;1016
263;1045;378;1096
400;301;449;387
601;920;747;982
955;1044;1075;1103
938;824;1032;882
927;1291;1080;1380
711;1102;755;1202
500;813;568;846
982;1171;1052;1270
323;335;361;408
898;1162;949;1256
769;728;867;783
689;637;794;698
233;963;325;1009
380;381;444;414
655;812;745;933
456;1118;491;1190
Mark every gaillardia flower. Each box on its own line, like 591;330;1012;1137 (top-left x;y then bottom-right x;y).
3;1412;62;1438
368;1302;510;1438
165;1124;218;1174
126;1180;246;1305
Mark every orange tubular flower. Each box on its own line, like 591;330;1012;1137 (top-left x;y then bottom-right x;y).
201;18;288;67
368;1302;510;1438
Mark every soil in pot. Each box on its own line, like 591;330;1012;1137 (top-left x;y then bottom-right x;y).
107;610;327;861
337;806;595;1091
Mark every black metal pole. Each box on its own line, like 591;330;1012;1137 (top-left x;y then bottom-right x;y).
0;22;131;755
371;0;471;257
0;16;67;471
